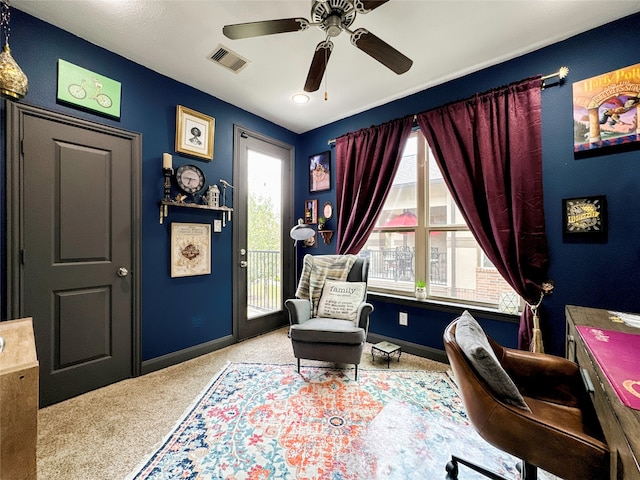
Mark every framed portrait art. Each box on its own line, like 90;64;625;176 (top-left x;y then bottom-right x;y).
562;195;607;242
171;223;211;277
309;151;331;193
175;105;215;161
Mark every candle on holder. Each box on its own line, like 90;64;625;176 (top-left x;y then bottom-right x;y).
162;153;172;170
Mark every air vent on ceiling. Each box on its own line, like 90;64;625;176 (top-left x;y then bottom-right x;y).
209;45;250;74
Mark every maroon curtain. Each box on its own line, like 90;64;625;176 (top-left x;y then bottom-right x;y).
335;116;413;254
415;76;550;350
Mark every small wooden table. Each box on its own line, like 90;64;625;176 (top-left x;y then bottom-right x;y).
371;341;401;368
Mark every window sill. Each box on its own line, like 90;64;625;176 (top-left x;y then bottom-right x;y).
367;291;521;324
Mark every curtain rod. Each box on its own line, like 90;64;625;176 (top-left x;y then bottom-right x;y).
327;67;569;146
541;66;570;89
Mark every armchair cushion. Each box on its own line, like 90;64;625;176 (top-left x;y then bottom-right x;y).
317;280;367;322
456;310;531;411
290;318;365;345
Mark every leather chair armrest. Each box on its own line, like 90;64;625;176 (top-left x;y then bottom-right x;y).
284;298;312;325
496;344;584;406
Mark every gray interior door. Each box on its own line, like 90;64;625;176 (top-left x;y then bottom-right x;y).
6;104;141;407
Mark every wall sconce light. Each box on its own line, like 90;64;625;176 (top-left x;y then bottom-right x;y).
0;0;28;100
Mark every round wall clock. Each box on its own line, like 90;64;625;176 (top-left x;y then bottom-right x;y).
175;164;205;194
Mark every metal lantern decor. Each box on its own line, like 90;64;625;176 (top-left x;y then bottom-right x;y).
206;184;220;208
0;0;28;100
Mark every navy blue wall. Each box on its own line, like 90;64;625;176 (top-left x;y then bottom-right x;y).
298;13;640;356
3;9;639;363
2;10;298;361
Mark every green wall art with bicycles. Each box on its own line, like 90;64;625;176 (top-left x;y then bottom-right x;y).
56;59;121;119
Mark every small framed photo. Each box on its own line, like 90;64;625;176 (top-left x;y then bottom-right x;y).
175;105;215;161
562;195;607;242
303;232;318;248
304;199;318;224
309;151;331;193
171;223;211;277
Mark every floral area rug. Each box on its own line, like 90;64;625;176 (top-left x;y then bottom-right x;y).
127;363;541;480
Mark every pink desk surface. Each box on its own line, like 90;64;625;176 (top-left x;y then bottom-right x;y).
576;325;640;410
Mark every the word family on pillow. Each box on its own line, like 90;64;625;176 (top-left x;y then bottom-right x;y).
316;280;366;322
456;310;531;411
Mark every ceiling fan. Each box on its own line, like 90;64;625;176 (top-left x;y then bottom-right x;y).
223;0;413;93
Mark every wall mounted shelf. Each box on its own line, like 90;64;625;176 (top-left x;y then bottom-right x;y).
319;230;334;245
159;200;233;225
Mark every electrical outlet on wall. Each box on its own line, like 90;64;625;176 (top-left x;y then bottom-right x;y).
399;312;408;326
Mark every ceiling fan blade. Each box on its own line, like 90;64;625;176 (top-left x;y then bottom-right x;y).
223;18;309;40
350;28;412;74
304;40;333;92
355;0;390;13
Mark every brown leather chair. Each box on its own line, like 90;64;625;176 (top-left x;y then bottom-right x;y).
443;316;609;480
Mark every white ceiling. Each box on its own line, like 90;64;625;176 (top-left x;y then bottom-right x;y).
13;0;640;134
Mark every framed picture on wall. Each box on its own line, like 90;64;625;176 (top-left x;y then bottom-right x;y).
303;232;318;248
304;199;318;224
573;62;640;155
309;151;331;193
171;223;211;277
56;59;122;120
175;105;215;161
562;195;607;242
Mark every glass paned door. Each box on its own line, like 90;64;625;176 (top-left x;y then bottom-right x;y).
233;126;294;340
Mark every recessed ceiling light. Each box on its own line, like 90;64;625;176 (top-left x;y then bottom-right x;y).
292;93;309;104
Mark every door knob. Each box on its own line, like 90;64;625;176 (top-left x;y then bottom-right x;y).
117;267;129;277
240;261;248;268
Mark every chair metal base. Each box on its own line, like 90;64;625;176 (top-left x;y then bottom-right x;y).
446;455;537;480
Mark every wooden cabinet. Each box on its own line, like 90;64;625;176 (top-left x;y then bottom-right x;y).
0;318;38;480
566;306;640;480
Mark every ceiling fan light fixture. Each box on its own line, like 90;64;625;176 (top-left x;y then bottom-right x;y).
292;93;310;104
324;15;343;37
223;0;412;93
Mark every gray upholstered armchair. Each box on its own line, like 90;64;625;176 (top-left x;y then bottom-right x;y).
285;255;374;380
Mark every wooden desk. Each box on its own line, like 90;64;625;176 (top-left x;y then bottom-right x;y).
566;306;640;480
0;318;38;480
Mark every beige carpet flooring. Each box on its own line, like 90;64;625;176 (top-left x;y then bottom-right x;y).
37;327;448;479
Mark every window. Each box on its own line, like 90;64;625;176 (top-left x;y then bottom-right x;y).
359;130;518;310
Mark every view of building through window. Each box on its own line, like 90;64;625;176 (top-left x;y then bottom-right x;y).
360;131;519;311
